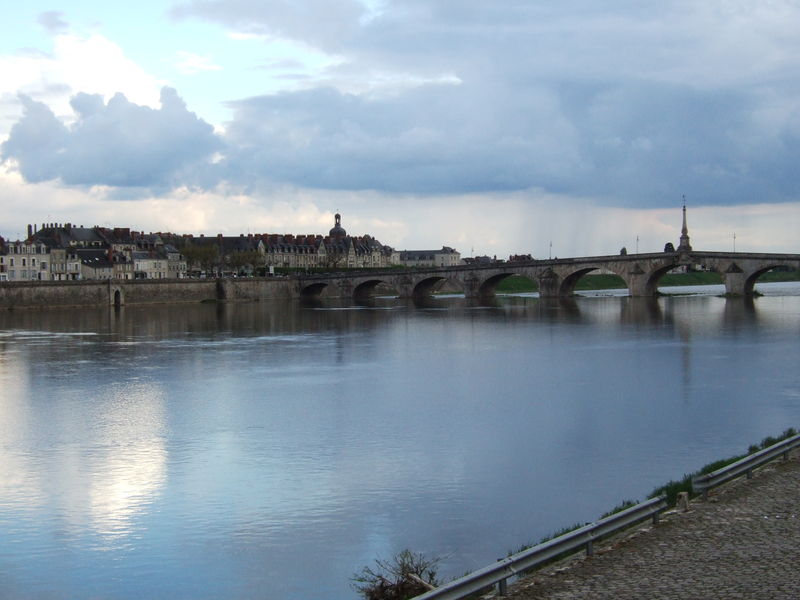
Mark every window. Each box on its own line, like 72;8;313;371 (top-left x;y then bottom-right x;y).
22;258;26;267
10;258;14;266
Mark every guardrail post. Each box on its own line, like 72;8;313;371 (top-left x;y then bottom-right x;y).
586;539;594;556
496;559;507;596
746;468;753;480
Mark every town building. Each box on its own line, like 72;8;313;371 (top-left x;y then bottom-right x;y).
397;247;461;267
1;215;459;281
259;214;397;270
0;239;52;281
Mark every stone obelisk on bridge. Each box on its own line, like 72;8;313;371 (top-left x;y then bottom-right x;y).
678;200;692;253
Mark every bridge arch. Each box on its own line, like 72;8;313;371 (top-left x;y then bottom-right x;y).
353;279;398;300
558;266;627;296
478;272;521;297
412;276;462;299
560;267;601;296
216;279;228;301
300;282;329;298
110;286;124;307
740;264;791;295
642;264;687;296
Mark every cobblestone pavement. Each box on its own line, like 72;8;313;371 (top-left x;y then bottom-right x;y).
503;453;800;600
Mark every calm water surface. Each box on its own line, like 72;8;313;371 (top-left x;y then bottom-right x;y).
1;282;799;599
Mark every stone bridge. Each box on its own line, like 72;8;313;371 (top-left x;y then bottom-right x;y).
295;250;800;300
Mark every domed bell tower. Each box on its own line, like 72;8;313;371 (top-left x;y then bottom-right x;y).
329;213;347;239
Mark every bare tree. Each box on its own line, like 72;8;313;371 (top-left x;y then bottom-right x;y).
351;550;441;600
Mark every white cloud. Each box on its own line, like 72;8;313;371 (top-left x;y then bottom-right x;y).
170;0;366;52
174;51;222;74
50;34;164;108
0;33;163;139
1;88;220;187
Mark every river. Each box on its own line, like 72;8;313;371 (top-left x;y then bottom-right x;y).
1;282;799;599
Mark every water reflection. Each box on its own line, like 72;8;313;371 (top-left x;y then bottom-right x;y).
86;381;166;543
1;285;799;599
0;335;167;547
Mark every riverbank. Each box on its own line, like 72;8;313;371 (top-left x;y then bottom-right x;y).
363;430;799;599
504;446;800;599
0;277;298;310
495;270;800;294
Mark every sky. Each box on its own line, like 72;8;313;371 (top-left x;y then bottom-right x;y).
1;1;799;258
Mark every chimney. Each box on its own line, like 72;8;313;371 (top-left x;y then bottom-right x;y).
27;224;33;238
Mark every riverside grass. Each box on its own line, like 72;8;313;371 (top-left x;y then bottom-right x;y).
647;427;798;506
510;428;798;557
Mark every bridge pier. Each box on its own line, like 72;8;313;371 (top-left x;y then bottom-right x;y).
626;274;655;297
722;272;748;296
462;274;483;300
537;269;560;299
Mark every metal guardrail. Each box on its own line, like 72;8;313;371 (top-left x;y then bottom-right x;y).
691;433;800;500
412;496;667;600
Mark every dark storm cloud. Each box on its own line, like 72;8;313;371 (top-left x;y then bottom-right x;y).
220;83;584;194
171;0;800;206
6;1;800;206
217;79;800;204
1;88;222;189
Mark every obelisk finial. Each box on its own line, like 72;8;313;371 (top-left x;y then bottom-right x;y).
678;195;692;252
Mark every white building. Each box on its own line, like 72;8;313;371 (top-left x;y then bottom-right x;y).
396;247;462;267
0;240;52;281
132;250;169;279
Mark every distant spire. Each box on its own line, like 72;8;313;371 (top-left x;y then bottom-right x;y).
678;196;692;252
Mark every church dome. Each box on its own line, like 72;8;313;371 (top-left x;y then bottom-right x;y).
329;213;347;238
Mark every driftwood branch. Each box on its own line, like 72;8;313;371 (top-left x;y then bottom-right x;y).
406;573;435;591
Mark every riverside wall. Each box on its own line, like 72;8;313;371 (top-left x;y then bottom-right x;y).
0;278;299;310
